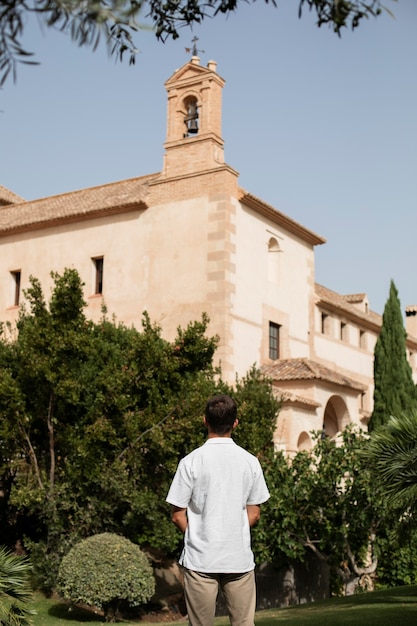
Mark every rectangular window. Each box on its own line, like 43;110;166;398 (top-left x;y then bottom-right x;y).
11;270;21;306
321;313;329;335
269;322;280;360
340;321;347;341
93;257;104;294
359;330;366;349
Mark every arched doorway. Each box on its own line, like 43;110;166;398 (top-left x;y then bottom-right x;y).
322;395;350;439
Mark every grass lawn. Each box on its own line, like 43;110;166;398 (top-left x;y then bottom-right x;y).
31;585;417;626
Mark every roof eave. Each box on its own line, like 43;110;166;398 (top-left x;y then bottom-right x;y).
239;188;326;246
0;201;147;236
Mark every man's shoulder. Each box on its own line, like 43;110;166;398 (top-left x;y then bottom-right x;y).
234;442;259;459
228;443;263;469
179;443;205;464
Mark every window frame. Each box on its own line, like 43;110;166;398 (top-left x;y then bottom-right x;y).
269;321;280;360
92;257;104;295
10;269;21;306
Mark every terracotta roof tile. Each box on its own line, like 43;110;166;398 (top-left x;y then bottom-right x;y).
262;358;367;391
272;386;321;408
343;293;366;302
0;175;158;235
315;283;381;327
0;185;25;206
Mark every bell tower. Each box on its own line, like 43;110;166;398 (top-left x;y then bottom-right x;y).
162;56;226;179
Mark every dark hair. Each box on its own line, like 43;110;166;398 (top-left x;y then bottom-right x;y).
205;394;237;435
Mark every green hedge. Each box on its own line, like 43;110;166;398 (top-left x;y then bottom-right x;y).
56;533;155;621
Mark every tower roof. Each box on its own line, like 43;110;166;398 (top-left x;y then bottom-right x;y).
165;56;223;88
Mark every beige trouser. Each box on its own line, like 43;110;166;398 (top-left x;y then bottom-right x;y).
182;567;256;626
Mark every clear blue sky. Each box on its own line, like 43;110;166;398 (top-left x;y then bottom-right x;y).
1;0;416;316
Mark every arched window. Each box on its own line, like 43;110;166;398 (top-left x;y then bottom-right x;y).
267;237;280;283
297;431;312;452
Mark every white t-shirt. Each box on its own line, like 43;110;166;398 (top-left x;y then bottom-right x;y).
166;438;270;573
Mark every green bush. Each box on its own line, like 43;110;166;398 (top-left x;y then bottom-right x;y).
56;533;155;622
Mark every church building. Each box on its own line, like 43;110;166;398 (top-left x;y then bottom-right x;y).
1;56;417;454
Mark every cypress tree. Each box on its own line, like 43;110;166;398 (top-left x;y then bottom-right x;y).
369;280;417;431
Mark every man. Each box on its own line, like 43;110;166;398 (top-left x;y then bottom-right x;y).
166;394;270;626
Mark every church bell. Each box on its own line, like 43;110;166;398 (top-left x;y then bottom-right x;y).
186;118;198;133
184;101;199;134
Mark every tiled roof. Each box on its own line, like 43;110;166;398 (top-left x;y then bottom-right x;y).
0;175;158;236
344;293;367;304
272;386;321;408
315;283;382;327
238;188;326;246
262;358;367;391
0;175;325;247
0;185;25;206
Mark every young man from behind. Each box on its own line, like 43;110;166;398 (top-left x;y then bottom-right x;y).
166;394;270;626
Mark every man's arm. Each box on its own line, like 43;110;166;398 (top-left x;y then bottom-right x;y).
171;506;188;533
246;504;261;527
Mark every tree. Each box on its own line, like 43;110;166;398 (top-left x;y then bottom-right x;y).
366;409;417;514
368;280;417;432
253;427;384;595
253;416;417;593
0;0;394;85
0;547;34;626
0;269;279;592
56;533;155;621
363;409;417;586
1;269;217;587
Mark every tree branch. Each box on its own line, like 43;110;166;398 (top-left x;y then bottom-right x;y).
47;392;55;491
118;406;177;459
20;424;44;490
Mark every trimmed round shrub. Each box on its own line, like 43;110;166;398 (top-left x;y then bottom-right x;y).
56;533;155;621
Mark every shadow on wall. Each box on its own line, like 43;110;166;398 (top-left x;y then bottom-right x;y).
148;550;329;616
254;556;330;611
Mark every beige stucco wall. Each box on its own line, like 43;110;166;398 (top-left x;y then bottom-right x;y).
313;302;377;417
1;214;144;325
1;200;212;331
273;378;365;455
230;201;315;376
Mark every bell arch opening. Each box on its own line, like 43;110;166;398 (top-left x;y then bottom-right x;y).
183;96;199;136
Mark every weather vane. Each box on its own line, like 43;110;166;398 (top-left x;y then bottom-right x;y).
185;36;205;57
